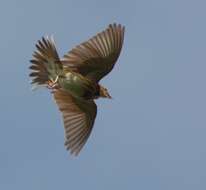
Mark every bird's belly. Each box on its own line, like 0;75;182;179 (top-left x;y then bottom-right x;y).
59;73;97;99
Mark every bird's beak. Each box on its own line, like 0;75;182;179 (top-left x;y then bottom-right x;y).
105;92;112;99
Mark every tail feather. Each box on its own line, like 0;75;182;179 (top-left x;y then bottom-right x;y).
29;36;62;87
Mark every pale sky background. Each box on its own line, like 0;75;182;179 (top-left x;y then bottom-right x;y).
0;0;206;189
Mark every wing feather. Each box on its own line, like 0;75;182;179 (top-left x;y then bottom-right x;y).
62;23;125;82
53;90;97;156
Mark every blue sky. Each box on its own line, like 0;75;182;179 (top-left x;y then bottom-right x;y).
0;0;206;189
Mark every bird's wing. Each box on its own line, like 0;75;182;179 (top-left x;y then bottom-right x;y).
53;89;97;156
29;36;62;86
62;23;125;82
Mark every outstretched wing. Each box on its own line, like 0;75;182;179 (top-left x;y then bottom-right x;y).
53;90;97;156
62;23;125;82
29;36;62;86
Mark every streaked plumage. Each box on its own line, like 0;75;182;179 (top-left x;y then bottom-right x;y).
29;23;125;155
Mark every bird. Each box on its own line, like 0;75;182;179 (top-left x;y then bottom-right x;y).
29;23;125;156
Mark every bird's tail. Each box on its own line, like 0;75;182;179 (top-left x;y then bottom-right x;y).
29;36;63;89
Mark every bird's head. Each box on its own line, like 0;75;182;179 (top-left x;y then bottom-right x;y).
99;85;112;99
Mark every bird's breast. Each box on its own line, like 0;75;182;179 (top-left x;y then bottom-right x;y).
59;72;99;99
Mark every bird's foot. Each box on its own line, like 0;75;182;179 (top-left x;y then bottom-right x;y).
47;75;59;89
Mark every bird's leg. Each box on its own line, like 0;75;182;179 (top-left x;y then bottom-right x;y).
47;75;59;89
53;75;59;83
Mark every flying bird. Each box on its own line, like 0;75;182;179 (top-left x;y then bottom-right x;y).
29;23;125;155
